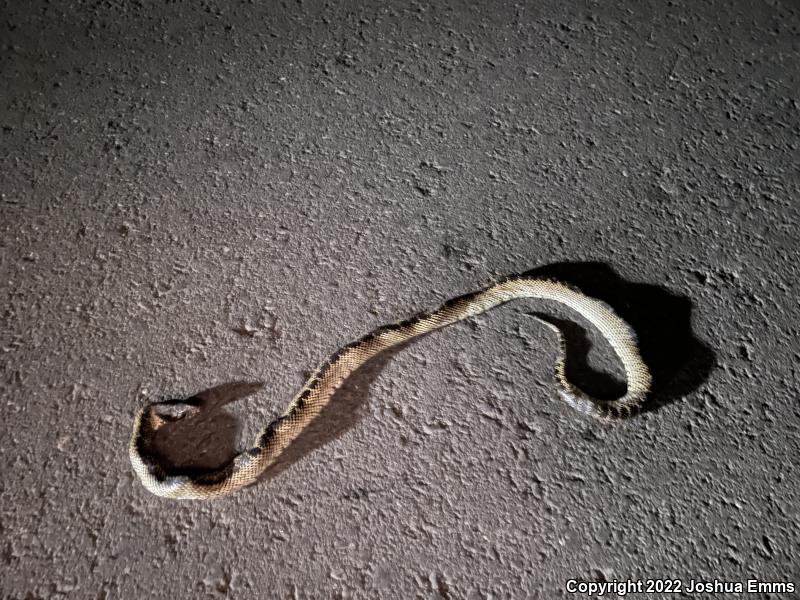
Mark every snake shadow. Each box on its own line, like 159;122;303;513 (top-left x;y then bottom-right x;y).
147;263;714;484
521;261;716;412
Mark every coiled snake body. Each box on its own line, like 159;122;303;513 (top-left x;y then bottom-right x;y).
130;277;651;499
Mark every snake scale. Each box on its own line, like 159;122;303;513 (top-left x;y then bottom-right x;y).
130;276;651;499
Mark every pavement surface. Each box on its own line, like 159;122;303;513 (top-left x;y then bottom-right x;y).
1;0;798;598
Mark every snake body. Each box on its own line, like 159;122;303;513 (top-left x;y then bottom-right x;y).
130;276;651;499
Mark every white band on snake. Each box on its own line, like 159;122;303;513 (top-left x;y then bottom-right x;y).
129;277;651;499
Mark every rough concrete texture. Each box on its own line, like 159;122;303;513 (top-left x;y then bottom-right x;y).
1;0;798;598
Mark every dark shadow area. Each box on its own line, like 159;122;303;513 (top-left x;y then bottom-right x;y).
149;381;263;473
523;262;716;413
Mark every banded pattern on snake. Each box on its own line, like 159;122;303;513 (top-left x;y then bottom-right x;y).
129;276;651;499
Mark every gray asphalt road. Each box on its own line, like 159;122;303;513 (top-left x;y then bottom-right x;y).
1;0;798;598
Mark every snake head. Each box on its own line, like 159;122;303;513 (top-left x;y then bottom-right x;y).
146;398;202;430
138;383;264;433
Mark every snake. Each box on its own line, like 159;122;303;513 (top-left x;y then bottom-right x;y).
129;276;651;499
